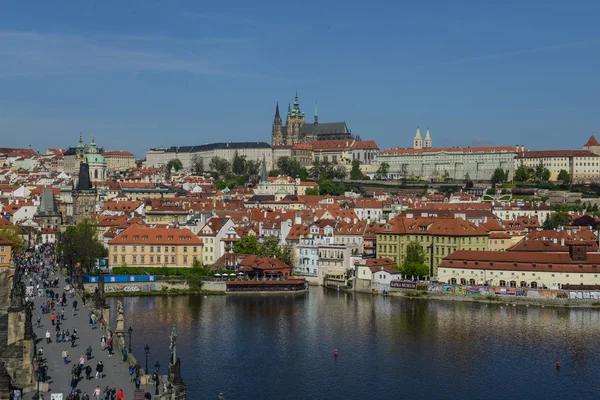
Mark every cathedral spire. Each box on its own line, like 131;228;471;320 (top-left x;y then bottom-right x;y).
287;103;291;116
314;103;318;125
274;102;280;119
261;154;268;183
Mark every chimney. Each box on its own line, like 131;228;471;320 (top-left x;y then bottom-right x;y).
561;238;565;247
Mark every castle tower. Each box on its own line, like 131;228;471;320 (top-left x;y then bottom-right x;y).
413;127;423;149
271;102;284;146
285;91;305;145
424;128;432;148
72;162;98;224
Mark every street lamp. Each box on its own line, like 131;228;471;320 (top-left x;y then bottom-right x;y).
144;344;150;372
127;326;133;353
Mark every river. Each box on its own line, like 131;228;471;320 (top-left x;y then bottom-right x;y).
109;289;600;399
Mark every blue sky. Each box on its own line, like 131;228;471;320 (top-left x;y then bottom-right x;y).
1;1;599;157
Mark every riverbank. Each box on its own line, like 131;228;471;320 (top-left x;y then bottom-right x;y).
386;289;600;309
104;288;225;297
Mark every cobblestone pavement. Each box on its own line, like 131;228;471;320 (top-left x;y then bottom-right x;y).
24;271;154;399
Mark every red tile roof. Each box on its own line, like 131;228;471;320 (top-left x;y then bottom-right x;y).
109;225;202;245
584;135;600;147
381;146;515;156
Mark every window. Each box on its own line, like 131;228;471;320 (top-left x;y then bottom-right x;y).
141;246;145;252
193;247;197;253
113;256;117;263
0;246;4;252
172;246;175;252
141;255;145;263
183;256;188;263
133;245;137;252
172;256;175;263
121;255;125;263
150;246;154;252
121;246;125;252
133;256;137;263
184;247;188;253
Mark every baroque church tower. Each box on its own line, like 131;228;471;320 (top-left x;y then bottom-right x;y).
413;127;423;149
424;128;432;148
271;102;284;146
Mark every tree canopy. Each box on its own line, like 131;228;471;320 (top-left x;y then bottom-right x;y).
0;226;23;254
557;169;571;184
235;235;295;267
58;218;107;283
166;158;183;172
350;159;364;180
209;156;231;180
402;241;429;278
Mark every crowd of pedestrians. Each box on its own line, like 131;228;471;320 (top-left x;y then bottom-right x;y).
15;244;145;400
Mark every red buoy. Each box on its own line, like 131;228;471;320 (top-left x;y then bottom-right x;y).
333;349;339;357
556;362;561;370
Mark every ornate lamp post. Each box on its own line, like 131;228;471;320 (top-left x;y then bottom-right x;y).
127;326;133;353
144;344;150;372
154;361;161;395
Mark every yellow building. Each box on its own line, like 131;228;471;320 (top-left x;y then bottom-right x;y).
109;225;203;268
438;243;600;289
514;146;600;183
103;151;136;172
0;235;13;268
375;216;489;276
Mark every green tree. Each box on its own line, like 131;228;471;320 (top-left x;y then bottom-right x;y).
514;165;532;182
491;168;506;184
0;226;23;254
277;156;292;176
232;151;248;175
257;235;282;259
402;262;430;279
280;244;296;267
246;160;260;176
535;164;551;182
191;156;204;175
542;215;553;230
58;218;106;285
404;241;426;266
305;187;320;195
209;156;231;179
318;180;345;196
298;167;309;181
235;235;260;254
557;169;571;184
551;212;572;229
350;159;364;180
376;162;390;180
166;158;183;172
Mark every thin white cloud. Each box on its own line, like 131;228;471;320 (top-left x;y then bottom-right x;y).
0;30;258;78
445;38;600;64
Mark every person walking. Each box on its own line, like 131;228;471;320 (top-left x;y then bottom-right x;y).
116;388;124;400
45;330;51;344
37;315;41;327
71;332;77;348
107;341;113;357
50;312;55;326
82;296;86;307
85;364;92;380
121;346;127;362
86;345;93;360
79;355;85;370
129;365;134;382
93;386;101;400
82;392;90;400
100;335;106;352
62;349;69;364
95;361;104;379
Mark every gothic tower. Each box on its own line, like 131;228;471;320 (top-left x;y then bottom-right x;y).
413;127;423;149
285;91;305;145
424;128;432;148
271;102;284;146
72;162;98;225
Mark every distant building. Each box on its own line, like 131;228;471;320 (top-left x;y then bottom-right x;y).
103;150;136;172
146;142;274;172
438;242;600;289
379;128;516;181
514;136;600;182
0;235;12;268
109;225;203;268
271;93;353;146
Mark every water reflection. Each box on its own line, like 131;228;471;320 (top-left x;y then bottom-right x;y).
108;290;600;399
